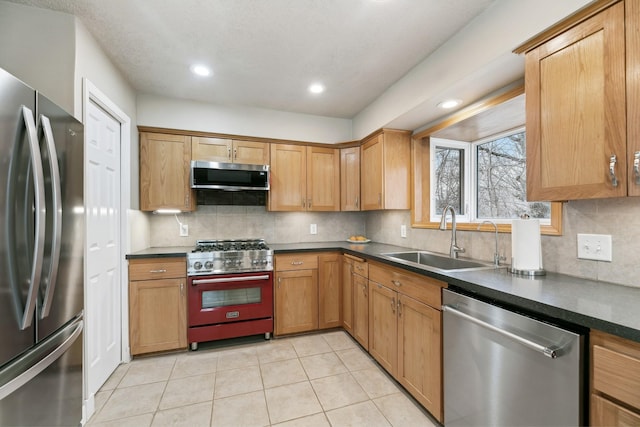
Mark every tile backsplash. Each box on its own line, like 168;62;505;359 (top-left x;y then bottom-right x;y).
148;206;366;247
365;198;640;288
144;197;640;288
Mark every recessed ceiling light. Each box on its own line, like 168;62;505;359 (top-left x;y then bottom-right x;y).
309;83;325;94
190;64;211;77
437;99;462;109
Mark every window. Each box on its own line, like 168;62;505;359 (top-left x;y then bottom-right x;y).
430;128;551;224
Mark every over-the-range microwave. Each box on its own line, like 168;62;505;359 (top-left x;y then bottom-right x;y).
190;161;270;191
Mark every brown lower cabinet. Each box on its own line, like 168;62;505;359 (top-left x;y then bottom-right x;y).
128;257;187;355
591;329;640;425
274;252;341;336
368;261;445;422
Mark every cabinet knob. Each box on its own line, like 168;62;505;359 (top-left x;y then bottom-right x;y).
609;154;618;187
391;280;402;287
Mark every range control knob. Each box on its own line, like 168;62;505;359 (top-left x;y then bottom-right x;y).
193;261;203;270
204;261;213;269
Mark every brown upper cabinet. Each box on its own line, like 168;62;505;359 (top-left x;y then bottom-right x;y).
192;137;270;165
269;144;340;211
361;129;411;210
139;132;195;211
340;147;360;211
515;0;640;201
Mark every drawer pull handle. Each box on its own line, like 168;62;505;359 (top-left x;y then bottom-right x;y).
291;261;304;266
634;151;640;185
392;280;402;287
609;154;618;187
149;269;167;273
391;297;396;314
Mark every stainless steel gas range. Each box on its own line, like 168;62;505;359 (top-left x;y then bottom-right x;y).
187;239;274;350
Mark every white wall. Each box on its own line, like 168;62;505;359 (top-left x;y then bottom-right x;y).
0;1;75;114
137;93;352;144
74;19;139;208
352;0;592;139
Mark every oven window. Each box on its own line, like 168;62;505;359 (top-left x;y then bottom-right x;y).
202;287;262;308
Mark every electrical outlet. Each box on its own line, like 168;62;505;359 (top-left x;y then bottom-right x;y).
401;224;407;238
180;223;189;237
310;224;317;235
577;233;612;261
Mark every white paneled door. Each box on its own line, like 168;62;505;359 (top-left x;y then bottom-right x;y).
85;100;121;398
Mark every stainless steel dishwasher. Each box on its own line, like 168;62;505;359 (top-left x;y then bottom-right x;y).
442;289;585;426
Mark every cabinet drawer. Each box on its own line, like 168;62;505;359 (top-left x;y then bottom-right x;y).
591;394;640;426
275;254;318;271
129;257;186;281
593;344;640;409
344;254;368;277
369;262;445;309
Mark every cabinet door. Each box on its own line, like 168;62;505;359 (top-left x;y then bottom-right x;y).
627;0;640;197
232;140;270;165
591;394;640;427
342;257;354;334
341;147;361;211
269;144;307;211
318;253;342;329
525;3;626;201
129;278;187;355
140;133;194;211
274;269;318;335
352;274;369;350
361;135;384;210
368;282;397;376
397;294;442;422
307;146;340;211
191;137;232;162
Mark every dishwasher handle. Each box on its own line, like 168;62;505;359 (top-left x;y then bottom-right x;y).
442;304;559;359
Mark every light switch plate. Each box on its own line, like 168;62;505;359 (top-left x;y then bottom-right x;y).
577;233;612;261
401;224;407;238
310;224;317;235
179;223;189;237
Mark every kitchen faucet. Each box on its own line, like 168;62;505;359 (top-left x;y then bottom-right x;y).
439;205;465;258
477;220;505;267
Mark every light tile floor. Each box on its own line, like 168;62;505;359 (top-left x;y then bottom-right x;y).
87;331;439;427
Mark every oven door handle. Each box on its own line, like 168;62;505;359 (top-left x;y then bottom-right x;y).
191;274;271;285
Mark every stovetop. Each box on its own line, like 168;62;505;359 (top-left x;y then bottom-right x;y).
192;239;270;252
187;239;273;276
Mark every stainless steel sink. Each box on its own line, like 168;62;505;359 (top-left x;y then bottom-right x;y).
381;251;497;272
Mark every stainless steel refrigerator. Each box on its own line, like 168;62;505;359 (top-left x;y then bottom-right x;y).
0;67;84;426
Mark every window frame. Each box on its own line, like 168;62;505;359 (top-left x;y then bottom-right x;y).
411;84;563;236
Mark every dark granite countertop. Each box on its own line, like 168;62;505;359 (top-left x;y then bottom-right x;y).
127;241;640;343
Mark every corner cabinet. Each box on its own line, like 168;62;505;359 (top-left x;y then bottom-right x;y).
139;132;195;211
269;144;340;211
518;0;640;200
274;252;341;335
192;137;269;165
361;129;411;210
591;329;640;426
340;147;361;211
128;257;187;355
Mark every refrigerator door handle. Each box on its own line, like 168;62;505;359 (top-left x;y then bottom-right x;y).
0;317;83;400
38;115;62;319
10;106;46;330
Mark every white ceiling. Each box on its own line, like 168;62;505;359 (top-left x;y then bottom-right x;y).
7;0;496;119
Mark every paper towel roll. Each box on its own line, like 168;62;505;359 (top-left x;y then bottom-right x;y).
511;219;543;271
